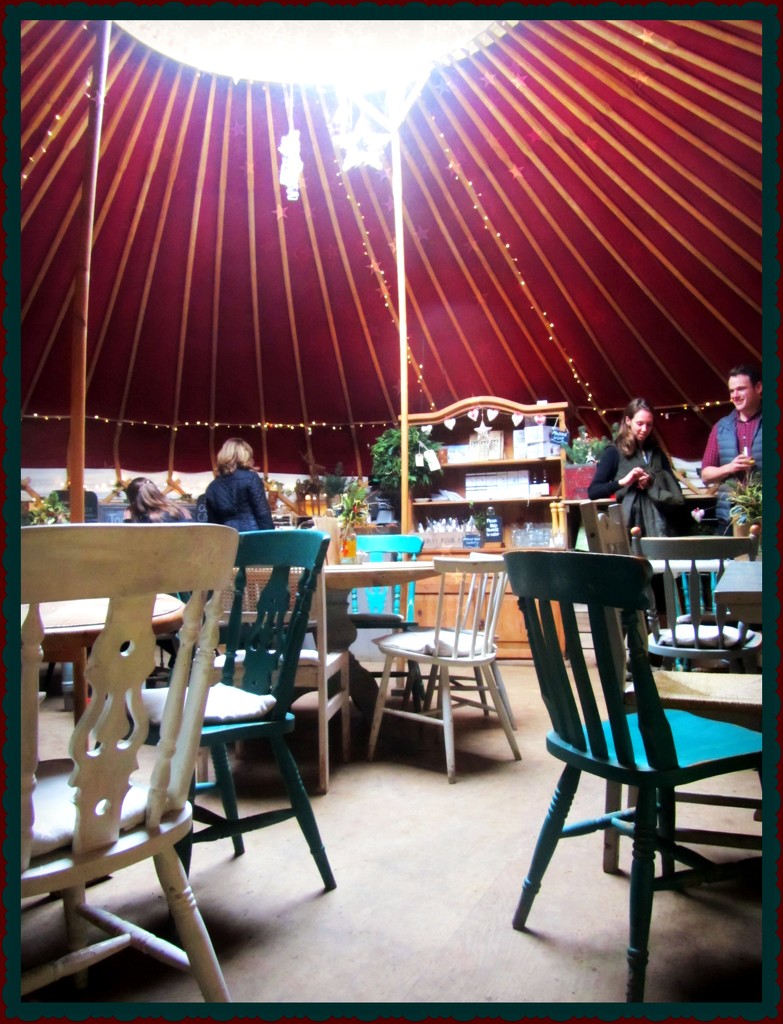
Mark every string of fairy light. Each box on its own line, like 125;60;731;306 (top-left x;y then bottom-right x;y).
427;105;602;420
21;31;739;442
24;412;397;432
326;93;429;404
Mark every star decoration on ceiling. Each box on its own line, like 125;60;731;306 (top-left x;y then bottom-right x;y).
509;164;525;180
334;116;390;172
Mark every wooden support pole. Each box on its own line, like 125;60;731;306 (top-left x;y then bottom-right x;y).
67;20;110;523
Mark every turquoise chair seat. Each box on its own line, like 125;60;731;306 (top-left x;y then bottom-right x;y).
503;549;762;1003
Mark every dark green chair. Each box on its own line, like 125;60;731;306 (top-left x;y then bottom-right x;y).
503;548;761;1002
144;529;335;890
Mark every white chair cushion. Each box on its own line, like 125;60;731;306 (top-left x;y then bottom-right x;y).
30;760;149;858
374;628;490;659
141;682;276;725
656;624;757;650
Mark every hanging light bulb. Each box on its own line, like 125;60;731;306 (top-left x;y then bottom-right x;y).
278;129;302;200
278;84;302;201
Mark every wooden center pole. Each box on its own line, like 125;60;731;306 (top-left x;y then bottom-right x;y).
67;20;110;522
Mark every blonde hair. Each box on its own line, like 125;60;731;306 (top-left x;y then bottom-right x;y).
216;437;255;476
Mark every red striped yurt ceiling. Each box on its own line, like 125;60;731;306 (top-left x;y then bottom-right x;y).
17;15;767;479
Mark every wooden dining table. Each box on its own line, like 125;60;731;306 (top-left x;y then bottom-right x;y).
23;593;185;722
323;559;438;650
319;559;439;714
713;558;763;623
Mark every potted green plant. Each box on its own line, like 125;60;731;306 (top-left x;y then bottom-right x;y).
561;424;614;465
560;425;615;500
370;427;443;505
25;491;70;525
324;463;348;502
728;471;762;539
336;480;370;562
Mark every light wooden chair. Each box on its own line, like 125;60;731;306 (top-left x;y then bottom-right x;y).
20;523;238;1001
630;533;761;672
211;526;350;796
503;548;762;1003
300;516;352;793
292;567;351;794
367;556;520;783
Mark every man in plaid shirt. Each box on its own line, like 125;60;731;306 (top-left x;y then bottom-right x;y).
701;364;762;532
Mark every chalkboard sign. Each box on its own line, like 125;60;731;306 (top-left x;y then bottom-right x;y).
550;427;569;446
98;505;128;523
484;509;503;543
195;494;209;523
462;533;482;549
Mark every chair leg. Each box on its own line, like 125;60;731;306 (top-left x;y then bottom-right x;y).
317;675;330;796
491;661;517;729
340;663;351;763
483;663;521;760
63;884;89;988
603;780;623;874
271;735;336;891
472;666;491;716
423;664;439;710
657;786;676;877
439;665;457;783
153;847;230;1001
513;765;580;930
367;658;393;761
626;786;658;1003
210;743;245;856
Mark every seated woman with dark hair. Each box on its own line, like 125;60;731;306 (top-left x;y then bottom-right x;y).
124;477;192;523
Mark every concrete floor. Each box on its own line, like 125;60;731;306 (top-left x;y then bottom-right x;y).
18;661;768;1012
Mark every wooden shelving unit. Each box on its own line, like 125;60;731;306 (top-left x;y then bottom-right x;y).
406;397;569;659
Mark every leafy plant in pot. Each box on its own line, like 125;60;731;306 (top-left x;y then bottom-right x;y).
370;427;444;513
24;491;70;525
728;471;762;540
560;424;616;500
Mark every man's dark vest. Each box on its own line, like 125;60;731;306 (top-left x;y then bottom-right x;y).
715;411;763;523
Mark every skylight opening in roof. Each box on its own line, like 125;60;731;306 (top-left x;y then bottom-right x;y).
114;19;503;90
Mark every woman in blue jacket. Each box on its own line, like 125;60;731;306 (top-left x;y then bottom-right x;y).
205;437;274;532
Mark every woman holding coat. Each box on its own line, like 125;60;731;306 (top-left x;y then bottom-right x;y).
587;398;690;537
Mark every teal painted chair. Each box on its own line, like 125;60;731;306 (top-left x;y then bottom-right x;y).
503;549;762;1002
143;529;336;890
349;533;424;629
350;533;425;703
